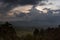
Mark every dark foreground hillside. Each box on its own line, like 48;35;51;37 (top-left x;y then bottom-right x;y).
0;22;60;40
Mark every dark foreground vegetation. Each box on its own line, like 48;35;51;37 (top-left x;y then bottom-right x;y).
0;22;60;40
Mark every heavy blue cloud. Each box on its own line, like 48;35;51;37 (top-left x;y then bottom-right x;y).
2;0;43;5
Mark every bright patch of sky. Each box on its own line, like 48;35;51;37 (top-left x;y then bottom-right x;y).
35;0;60;13
49;0;60;6
45;0;59;9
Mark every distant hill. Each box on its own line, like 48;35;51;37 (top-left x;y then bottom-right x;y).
9;21;57;28
0;21;58;29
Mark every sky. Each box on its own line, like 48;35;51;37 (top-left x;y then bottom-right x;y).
0;0;60;26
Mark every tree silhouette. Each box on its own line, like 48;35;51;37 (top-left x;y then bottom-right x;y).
0;22;18;40
33;28;39;40
40;28;44;36
58;25;60;28
33;28;39;36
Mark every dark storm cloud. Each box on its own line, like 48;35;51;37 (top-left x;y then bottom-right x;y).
0;3;17;16
0;0;45;17
39;3;47;6
3;0;43;5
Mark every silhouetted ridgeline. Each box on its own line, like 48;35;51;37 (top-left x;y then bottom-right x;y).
0;22;60;40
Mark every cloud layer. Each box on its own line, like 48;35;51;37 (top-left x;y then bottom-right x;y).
0;0;44;17
0;0;60;26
